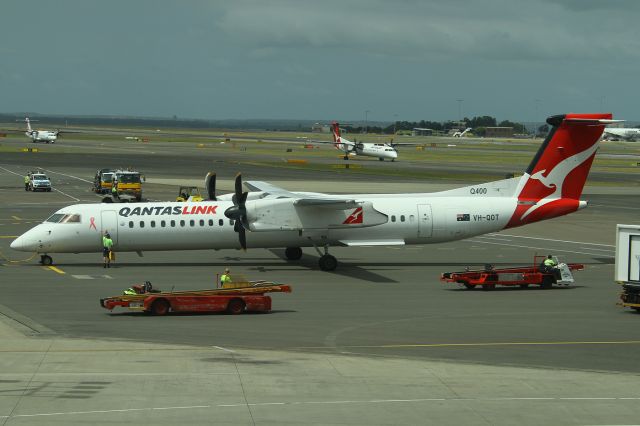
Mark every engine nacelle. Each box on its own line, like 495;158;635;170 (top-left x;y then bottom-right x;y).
245;198;387;232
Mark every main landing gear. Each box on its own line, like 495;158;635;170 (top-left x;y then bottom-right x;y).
284;245;338;271
40;254;53;265
311;244;338;271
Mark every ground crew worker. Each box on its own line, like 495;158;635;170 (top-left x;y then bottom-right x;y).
24;174;30;191
123;287;138;295
544;255;557;269
111;182;118;199
220;268;232;287
103;232;114;268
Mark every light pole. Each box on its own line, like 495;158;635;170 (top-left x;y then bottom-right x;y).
364;110;370;134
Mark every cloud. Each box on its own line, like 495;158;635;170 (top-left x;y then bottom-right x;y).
213;0;640;62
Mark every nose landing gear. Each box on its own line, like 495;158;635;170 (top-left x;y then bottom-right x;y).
40;254;53;265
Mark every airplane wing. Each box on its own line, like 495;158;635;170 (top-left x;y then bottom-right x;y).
245;180;359;208
243;180;387;231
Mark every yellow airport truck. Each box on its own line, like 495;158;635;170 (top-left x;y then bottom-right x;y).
113;170;143;201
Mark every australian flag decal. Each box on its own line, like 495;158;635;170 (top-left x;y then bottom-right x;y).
457;213;470;222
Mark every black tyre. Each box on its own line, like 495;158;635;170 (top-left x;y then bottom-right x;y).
41;255;53;266
463;283;474;290
379;157;384;161
227;298;245;315
540;276;553;289
318;254;338;271
151;299;170;316
285;247;303;261
482;284;496;291
519;284;529;289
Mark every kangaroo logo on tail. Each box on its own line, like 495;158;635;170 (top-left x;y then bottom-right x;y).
506;113;613;228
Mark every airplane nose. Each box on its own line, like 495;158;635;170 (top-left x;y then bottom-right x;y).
10;233;37;252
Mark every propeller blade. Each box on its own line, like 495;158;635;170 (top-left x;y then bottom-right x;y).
234;173;243;199
238;227;247;250
205;172;216;201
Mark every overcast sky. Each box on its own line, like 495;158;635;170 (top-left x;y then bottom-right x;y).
1;0;638;122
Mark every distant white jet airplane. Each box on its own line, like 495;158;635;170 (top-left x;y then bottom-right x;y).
602;127;640;141
11;113;613;271
453;128;472;137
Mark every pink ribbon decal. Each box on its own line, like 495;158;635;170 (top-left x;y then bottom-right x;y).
89;216;97;230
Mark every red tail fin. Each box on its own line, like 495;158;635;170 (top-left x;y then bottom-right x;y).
506;113;612;228
331;122;341;144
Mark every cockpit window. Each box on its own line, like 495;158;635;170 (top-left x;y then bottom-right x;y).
60;214;81;223
45;213;81;223
46;213;65;223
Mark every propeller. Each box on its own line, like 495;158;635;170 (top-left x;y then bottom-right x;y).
205;172;217;200
224;173;249;250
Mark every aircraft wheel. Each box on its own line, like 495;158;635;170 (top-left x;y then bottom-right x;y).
41;255;53;266
285;247;303;260
391;159;395;162
379;157;384;161
319;254;338;271
343;155;349;160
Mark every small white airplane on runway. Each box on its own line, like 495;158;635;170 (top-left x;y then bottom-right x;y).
11;113;613;271
21;117;65;143
330;122;398;161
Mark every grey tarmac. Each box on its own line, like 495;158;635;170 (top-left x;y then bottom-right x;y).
0;133;639;425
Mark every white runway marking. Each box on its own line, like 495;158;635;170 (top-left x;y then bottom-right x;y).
38;168;92;183
469;238;614;257
0;165;81;201
2;396;640;419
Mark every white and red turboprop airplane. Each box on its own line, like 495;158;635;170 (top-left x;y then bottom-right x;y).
11;113;613;271
20;117;65;143
329;122;417;161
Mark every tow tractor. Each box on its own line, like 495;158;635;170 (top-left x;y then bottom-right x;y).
100;281;292;315
441;256;584;290
615;224;640;311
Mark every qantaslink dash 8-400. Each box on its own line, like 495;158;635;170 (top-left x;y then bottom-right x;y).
11;113;614;271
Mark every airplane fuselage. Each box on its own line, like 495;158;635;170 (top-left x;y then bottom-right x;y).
27;130;58;143
11;193;520;254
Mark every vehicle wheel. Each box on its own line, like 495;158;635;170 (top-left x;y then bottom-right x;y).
285;247;303;261
227;298;245;315
343;155;349;160
540;276;553;289
463;283;474;290
47;188;51;192
102;197;113;203
318;254;338;271
41;255;53;266
519;284;529;289
482;284;496;291
151;299;170;316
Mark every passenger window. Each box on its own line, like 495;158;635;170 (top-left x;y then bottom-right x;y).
199;219;204;226
219;219;223;226
171;220;175;227
140;221;145;228
129;221;133;228
190;219;195;227
151;221;156;228
161;220;166;227
208;219;213;226
400;215;405;222
180;220;185;227
391;215;396;222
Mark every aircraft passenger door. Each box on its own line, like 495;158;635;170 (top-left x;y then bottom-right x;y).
417;204;432;238
101;211;118;245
